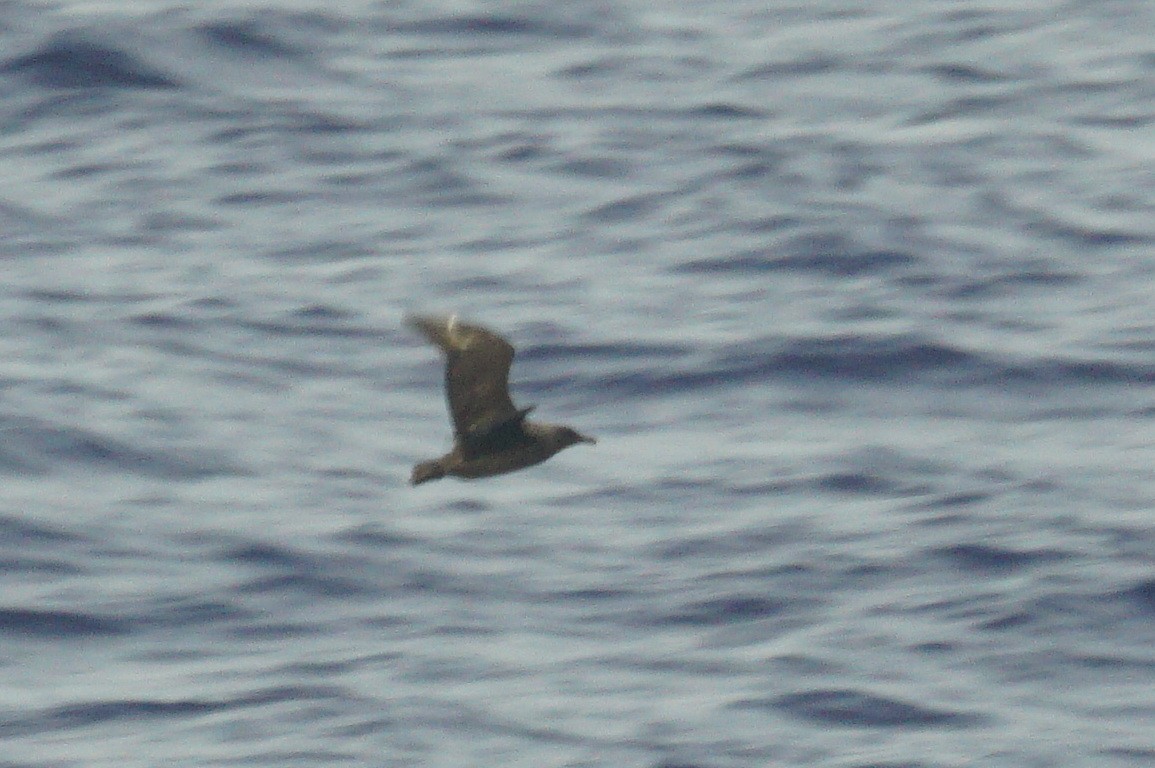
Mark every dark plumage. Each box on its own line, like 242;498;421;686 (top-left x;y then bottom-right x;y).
407;314;595;485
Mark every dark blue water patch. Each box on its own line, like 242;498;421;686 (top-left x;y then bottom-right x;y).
286;109;371;136
743;334;977;384
22;287;157;304
0;556;83;576
48;160;121;180
772;248;920;277
0;514;83;544
394;158;509;207
711;478;806;497
401;13;598;41
923;63;1011;83
713;142;791;168
686;102;766;119
458;233;559;256
1102;747;1155;764
190;295;238;311
402;567;491;598
655;526;808;560
910;491;994;511
46;698;227;727
1065;652;1155;674
676;244;919;277
550;331;1155;400
556;55;633;79
907;93;1018;124
335;524;422;550
428;622;505;639
234;684;353;708
1030;214;1149;249
720;157;794;183
2;417;242;479
841;763;933;768
516;340;691;366
735;55;843;80
223;619;327;640
236;572;376;599
1104;526;1155;562
583;193;664;224
937;8;1025;42
497;139;552;163
940;269;1082;299
977;610;1032;632
214;189;309;206
762;336;1155;388
155;338;342;380
282;658;375;678
987;584;1155;635
812;471;911;496
931;543;1068;574
224;540;316;570
3;34;180;90
223;539;388;598
197;20;303;59
0;698;232;738
141;597;257;630
237;314;379;339
539;586;634;602
1017;357;1155;386
551;156;633;179
139;210;221;234
210;123;268;142
545;481;715;510
660;596;789;626
227;748;360;764
739;689;985;728
130;309;200;330
1074;113;1154;129
0;683;348;739
1124;577;1155;615
0;607;129;639
290;303;356;322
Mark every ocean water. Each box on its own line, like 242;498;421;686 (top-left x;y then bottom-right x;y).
2;1;1154;766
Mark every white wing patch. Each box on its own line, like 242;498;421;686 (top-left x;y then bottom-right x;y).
445;314;472;351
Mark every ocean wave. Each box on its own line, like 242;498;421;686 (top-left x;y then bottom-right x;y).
0;607;129;639
4;34;179;90
744;688;986;728
0;416;242;479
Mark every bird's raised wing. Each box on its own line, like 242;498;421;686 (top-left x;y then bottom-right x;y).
407;315;526;442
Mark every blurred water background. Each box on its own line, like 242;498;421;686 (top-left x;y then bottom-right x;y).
2;1;1155;766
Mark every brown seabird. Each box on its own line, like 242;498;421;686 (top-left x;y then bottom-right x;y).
407;314;596;485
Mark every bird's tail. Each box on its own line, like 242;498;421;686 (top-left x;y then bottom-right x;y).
411;459;446;486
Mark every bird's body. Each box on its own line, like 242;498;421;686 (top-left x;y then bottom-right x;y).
407;315;595;485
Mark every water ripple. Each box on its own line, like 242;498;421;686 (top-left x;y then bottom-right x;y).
4;35;179;90
0;608;129;639
740;689;986;728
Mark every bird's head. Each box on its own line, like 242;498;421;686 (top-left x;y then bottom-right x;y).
554;426;597;450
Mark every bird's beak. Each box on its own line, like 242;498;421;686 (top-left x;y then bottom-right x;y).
579;433;597;445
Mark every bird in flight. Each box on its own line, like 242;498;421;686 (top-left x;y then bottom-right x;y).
407;314;596;485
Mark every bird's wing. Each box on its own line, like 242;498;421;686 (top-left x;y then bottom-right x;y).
407;315;524;440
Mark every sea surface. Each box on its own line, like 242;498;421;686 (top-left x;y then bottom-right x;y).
2;1;1154;766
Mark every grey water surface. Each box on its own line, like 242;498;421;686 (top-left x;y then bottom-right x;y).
2;1;1154;766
